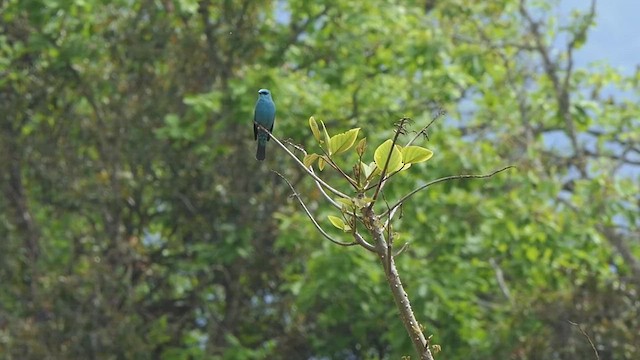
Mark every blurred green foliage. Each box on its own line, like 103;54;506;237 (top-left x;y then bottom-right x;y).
0;0;638;359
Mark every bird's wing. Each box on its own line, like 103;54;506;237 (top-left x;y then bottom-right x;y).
253;110;258;140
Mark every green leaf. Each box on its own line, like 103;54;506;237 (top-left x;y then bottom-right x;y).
371;164;382;177
318;156;326;171
374;139;403;173
320;120;331;153
525;247;540;262
336;197;352;206
328;215;347;230
303;153;319;168
329;128;360;155
309;116;322;142
336;197;355;210
353;196;373;208
402;146;434;164
361;161;373;178
361;161;382;179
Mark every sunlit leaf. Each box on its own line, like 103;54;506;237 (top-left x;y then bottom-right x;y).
328;215;346;230
336;197;355;209
309;116;322;142
320;120;331;154
402;146;434;164
303;153;319;168
329;128;360;155
361;161;374;178
374;139;403;173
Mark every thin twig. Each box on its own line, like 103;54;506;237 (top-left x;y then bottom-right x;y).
568;321;600;360
382;166;515;217
256;122;349;199
385;205;400;227
318;146;359;188
519;0;588;177
273;170;357;247
393;241;410;257
489;258;513;303
363;165;406;192
283;139;343;210
405;108;445;147
382;192;393;272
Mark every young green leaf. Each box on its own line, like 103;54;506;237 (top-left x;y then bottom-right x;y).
353;196;373;208
371;163;382;177
374;139;404;173
360;161;373;178
336;197;355;210
329;128;360;155
309;117;322;142
402;146;434;164
328;215;350;232
320;120;332;154
303;153;319;168
362;161;382;179
318;156;326;171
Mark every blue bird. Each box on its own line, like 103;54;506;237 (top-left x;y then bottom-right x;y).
253;88;276;161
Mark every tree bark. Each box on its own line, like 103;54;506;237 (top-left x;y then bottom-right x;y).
361;206;434;360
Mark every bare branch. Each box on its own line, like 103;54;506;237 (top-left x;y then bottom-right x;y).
255;122;349;199
405;108;445;147
519;0;588;177
283;139;343;210
564;0;597;95
568;321;600;360
393;241;410;257
362;165;406;192
583;149;640;166
489;258;513;304
273;170;358;247
383;166;515;217
353;232;376;253
317;145;359;188
386;204;401;223
597;224;640;287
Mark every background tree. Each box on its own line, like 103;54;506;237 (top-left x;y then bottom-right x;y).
0;0;638;359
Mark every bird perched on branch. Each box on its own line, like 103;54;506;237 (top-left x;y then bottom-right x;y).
253;88;276;161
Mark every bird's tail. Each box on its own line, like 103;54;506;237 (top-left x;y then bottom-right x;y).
256;140;266;161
